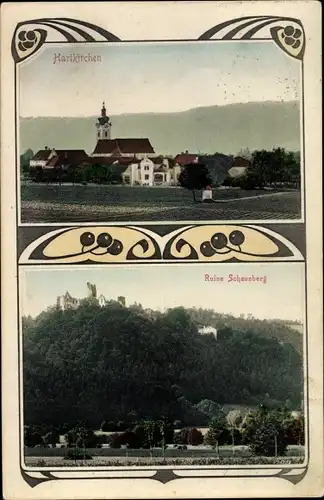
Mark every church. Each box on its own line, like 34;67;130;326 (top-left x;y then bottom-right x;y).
90;102;181;186
29;102;181;187
92;102;155;159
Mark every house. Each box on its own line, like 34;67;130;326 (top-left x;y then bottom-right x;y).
228;156;251;178
121;156;181;187
30;147;89;170
175;151;199;167
198;325;217;339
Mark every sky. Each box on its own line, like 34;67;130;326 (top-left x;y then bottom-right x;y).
18;41;300;117
20;263;305;322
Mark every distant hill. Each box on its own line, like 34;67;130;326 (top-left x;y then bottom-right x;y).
20;100;300;156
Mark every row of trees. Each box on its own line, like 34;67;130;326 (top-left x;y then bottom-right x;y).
24;406;305;457
23;303;303;429
21;148;300;191
178;148;300;200
29;163;125;185
223;148;301;189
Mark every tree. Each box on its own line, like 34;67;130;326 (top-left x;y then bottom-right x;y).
178;163;212;202
285;413;305;446
20;149;34;178
43;430;60;448
143;420;155;456
66;165;84;185
226;409;243;455
195;400;222;420
24;426;43;447
242;406;289;457
23;304;303;429
187;428;204;446
173;429;187;445
204;412;227;457
173;428;203;446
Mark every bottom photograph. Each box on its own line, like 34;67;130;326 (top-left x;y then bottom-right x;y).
20;263;306;468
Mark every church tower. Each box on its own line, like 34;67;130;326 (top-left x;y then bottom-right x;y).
96;102;112;140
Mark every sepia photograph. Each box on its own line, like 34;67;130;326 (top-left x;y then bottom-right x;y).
21;263;306;468
19;41;302;223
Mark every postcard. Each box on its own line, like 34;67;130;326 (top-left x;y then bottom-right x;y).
1;1;323;499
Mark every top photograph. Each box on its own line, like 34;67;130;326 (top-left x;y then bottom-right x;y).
18;40;303;224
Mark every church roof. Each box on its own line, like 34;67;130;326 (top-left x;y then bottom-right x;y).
92;138;155;156
92;140;118;155
115;138;154;154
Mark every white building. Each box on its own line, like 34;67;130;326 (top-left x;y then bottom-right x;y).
198;325;218;339
228;156;251;178
121;157;181;187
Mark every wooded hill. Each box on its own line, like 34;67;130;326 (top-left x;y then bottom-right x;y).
23;302;303;428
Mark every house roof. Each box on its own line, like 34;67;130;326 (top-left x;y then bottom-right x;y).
31;149;89;167
151;156;165;164
232;156;251;167
55;150;89;165
175;153;199;166
87;156;140;166
31;149;52;161
92;138;155;156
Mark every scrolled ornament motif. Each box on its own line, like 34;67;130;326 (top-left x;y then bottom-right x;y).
270;23;305;60
198;16;305;60
19;226;161;264
12;28;47;63
12;18;121;63
163;225;304;262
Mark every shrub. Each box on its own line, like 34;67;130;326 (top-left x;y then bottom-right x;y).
36;459;46;467
173;420;182;429
100;420;117;432
108;433;122;449
173;428;203;446
24;426;44;447
43;430;60;447
64;448;93;460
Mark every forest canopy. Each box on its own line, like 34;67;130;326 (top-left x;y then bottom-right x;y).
23;302;303;428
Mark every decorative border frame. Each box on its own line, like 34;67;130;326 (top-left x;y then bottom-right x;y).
12;15;309;488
